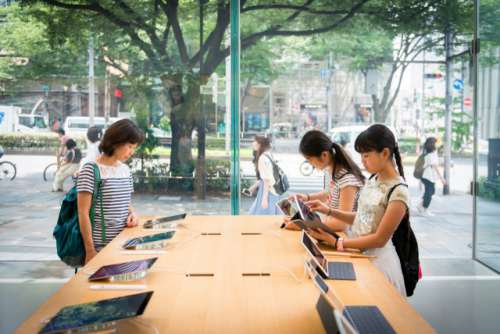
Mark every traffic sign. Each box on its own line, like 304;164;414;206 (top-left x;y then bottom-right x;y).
425;72;443;79
464;97;472;107
453;79;464;91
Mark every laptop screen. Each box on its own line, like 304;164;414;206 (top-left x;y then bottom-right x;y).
39;291;154;334
88;258;158;281
301;232;328;273
123;231;176;249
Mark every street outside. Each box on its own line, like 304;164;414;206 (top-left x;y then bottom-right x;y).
0;139;489;273
1;139;500;334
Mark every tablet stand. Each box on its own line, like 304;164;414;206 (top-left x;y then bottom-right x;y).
61;320;117;333
108;270;147;282
133;241;166;250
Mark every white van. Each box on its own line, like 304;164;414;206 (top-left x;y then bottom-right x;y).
329;124;398;169
63;116;112;136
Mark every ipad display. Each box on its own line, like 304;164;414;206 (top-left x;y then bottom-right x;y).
301;231;328;277
123;231;176;249
88;258;158;281
39;291;153;334
143;213;186;228
276;198;297;217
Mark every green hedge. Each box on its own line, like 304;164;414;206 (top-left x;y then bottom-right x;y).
131;158;245;193
131;157;252;193
477;176;500;201
399;137;419;154
205;137;225;150
0;133;86;152
0;132;224;153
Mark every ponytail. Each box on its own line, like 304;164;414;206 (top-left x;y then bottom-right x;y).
393;145;405;180
330;142;365;184
299;130;364;184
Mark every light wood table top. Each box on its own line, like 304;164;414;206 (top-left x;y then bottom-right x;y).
15;215;435;334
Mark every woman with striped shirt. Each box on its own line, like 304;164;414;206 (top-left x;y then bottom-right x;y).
77;119;144;265
284;130;364;232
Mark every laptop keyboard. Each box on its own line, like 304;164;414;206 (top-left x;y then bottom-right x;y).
343;306;396;334
327;261;356;280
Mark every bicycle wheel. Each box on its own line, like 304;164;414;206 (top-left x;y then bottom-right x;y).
299;161;314;176
43;163;58;182
0;161;16;181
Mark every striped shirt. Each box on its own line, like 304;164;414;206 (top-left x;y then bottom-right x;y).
77;162;133;250
325;168;363;211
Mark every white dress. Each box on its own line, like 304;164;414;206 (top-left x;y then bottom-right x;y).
348;176;409;296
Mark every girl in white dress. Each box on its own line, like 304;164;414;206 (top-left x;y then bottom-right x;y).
307;124;409;296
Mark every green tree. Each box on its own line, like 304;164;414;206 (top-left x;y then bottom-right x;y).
15;0;473;197
18;0;377;198
427;96;473;152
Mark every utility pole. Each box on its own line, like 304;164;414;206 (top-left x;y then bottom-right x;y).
326;52;334;132
196;0;207;199
443;28;452;195
88;37;95;126
225;36;231;152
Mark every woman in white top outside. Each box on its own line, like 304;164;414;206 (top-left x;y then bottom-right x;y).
417;137;446;216
307;124;410;296
247;135;281;215
79;125;103;171
283;130;364;231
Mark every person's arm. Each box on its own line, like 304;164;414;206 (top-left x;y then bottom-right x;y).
127;205;138;227
309;191;329;202
329;207;357;225
289;192;327;201
342;200;406;249
324;186;358;231
258;155;273;208
429;153;446;185
310;201;407;250
248;180;259;194
77;192;97;264
433;165;446;185
261;179;271;209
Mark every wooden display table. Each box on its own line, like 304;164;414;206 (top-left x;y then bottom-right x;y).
14;215;435;333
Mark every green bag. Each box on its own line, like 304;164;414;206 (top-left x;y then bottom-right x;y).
53;163;106;267
413;153;426;179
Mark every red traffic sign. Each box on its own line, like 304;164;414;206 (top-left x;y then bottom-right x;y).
464;97;472;107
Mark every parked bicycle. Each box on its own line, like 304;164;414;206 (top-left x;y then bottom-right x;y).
0;147;16;181
299;160;314;176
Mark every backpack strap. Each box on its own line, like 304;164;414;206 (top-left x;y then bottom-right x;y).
387;183;408;203
387;183;410;228
90;163;106;244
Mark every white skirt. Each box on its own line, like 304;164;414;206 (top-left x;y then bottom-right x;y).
363;243;406;297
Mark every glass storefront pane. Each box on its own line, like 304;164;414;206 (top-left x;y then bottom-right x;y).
474;0;500;271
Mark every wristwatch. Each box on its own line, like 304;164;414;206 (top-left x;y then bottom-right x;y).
336;237;344;252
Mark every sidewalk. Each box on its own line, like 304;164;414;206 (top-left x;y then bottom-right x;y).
2;173;500;334
0;173;480;274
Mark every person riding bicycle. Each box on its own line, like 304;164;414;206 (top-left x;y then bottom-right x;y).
56;128;69;167
52;139;81;192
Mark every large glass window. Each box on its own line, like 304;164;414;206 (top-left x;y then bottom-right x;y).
474;0;500;272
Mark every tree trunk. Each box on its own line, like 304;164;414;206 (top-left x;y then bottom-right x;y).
162;74;208;196
195;75;210;199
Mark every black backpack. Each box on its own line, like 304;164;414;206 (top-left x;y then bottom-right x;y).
387;183;421;297
264;154;290;195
